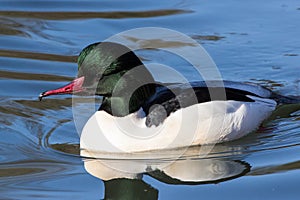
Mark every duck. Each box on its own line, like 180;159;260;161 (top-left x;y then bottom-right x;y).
39;42;299;153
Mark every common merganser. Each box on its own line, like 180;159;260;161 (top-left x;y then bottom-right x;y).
39;42;298;152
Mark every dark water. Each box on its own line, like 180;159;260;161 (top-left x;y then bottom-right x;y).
1;0;300;199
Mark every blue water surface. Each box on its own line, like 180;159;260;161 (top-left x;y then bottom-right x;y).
0;0;300;199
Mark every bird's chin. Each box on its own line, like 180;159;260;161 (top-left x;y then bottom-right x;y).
72;90;97;97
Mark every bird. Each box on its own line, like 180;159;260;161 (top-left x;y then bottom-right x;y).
39;42;299;153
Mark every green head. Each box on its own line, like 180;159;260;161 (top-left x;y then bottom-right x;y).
77;42;145;90
40;42;156;116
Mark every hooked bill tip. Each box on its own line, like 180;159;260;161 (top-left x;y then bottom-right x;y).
39;93;45;101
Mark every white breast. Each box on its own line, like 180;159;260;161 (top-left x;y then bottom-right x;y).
80;96;276;153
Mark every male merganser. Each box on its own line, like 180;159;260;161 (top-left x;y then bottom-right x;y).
39;42;298;152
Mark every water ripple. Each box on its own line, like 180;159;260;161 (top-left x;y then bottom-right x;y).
0;9;192;20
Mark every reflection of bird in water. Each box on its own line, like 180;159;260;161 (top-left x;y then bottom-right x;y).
104;178;158;200
39;42;299;152
82;145;250;182
81;145;250;200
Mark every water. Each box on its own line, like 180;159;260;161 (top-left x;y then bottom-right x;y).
1;0;300;199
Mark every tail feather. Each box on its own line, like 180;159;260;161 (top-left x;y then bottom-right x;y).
271;93;300;104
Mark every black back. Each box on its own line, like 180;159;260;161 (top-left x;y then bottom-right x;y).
143;81;260;127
